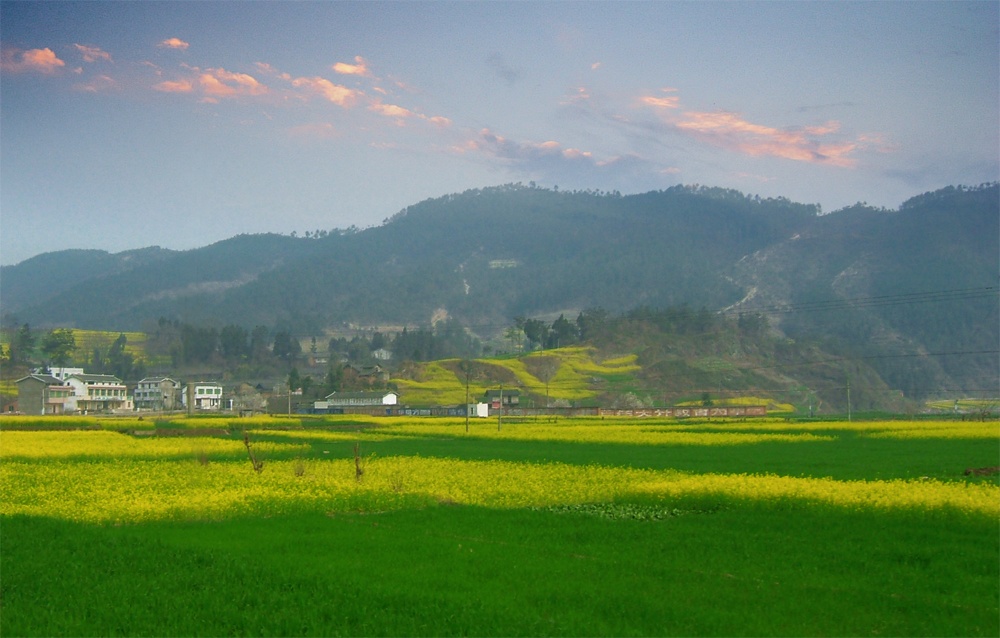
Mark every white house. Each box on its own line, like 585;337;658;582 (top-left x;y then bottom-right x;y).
319;391;399;409
65;374;131;413
33;367;85;382
181;382;224;410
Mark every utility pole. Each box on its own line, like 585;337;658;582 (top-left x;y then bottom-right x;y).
846;375;852;422
497;382;503;432
464;363;470;434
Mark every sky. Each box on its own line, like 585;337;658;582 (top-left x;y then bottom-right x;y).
1;1;997;266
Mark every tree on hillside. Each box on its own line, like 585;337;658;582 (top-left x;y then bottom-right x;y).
180;324;219;364
533;357;561;407
522;318;548;350
272;330;301;362
105;333;144;381
287;367;302;393
220;324;250;361
10;323;36;365
40;328;76;367
576;307;610;342
547;314;577;349
250;326;271;362
323;363;344;395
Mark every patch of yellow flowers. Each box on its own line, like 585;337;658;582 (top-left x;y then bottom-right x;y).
372;421;835;446
1;427;996;525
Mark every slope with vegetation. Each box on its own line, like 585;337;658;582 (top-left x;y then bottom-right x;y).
2;183;995;409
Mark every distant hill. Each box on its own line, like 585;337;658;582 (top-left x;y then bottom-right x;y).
2;182;997;402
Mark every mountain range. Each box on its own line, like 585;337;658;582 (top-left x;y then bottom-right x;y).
3;182;997;401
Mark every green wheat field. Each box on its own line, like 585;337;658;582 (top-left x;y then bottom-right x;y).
1;415;998;636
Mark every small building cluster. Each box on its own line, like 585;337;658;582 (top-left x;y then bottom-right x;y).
14;367;224;415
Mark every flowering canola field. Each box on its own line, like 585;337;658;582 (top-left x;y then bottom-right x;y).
2;420;997;525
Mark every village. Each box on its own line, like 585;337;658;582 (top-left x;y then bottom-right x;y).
13;366;767;419
13;365;510;418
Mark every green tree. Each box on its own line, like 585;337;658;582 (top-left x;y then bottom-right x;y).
576;307;609;342
547;314;577;349
323;363;344;395
250;326;271;362
180;324;219;364
272;330;301;362
106;333;144;381
40;328;76;366
220;324;250;361
287;367;302;392
522;319;547;350
10;323;36;365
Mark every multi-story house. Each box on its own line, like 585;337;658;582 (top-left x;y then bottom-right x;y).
15;374;76;415
181;382;224;410
65;373;131;413
134;377;181;411
483;388;520;409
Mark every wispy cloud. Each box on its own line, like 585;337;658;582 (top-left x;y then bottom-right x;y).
288;122;337;140
199;68;267;100
153;79;194;93
74;44;112;63
673;111;859;167
486;52;521;85
640;95;680;109
159;38;189;50
637;88;876;168
289;76;360;106
1;47;65;74
74;74;117;93
468;128;591;163
639;88;680;109
332;56;370;76
369;101;413;125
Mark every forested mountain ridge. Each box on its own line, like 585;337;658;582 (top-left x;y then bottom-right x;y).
3;184;997;384
2;184;824;329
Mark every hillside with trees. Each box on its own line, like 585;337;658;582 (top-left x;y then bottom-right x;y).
1;183;996;409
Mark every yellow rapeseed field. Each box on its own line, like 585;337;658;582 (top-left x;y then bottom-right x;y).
371;421;835;446
1;424;997;525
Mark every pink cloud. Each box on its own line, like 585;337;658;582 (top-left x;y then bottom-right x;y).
74;44;112;63
370;102;412;118
639;88;680;109
333;56;370;76
199;68;267;98
673;110;859;167
640;95;680;109
159;38;189;50
1;47;65;74
153;79;193;93
290;76;359;106
427;116;452;128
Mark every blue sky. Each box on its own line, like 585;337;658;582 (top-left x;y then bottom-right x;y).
2;1;997;265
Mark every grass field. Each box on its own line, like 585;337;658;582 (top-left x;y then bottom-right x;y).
1;416;998;636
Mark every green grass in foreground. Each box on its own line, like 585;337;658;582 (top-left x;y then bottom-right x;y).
3;502;997;637
2;420;997;636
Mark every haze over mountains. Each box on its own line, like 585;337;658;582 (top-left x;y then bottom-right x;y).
2;182;998;403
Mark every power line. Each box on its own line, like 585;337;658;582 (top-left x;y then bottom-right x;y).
737;349;999;373
723;286;998;316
